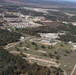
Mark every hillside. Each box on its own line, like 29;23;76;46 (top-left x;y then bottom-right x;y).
0;47;63;75
0;29;21;46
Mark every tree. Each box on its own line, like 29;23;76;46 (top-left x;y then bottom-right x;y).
56;55;60;60
50;45;54;49
54;51;58;54
19;42;23;47
60;44;63;47
48;46;51;49
41;45;46;49
31;42;37;46
49;53;54;58
43;53;47;56
35;46;39;50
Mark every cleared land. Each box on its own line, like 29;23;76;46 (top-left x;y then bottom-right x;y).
43;21;62;27
6;36;75;75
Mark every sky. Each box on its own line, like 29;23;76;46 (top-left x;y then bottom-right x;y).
46;0;76;2
58;0;76;1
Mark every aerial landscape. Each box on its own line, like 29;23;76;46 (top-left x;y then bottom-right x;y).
0;0;76;75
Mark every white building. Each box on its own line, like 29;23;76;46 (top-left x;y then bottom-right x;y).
72;43;76;50
21;36;25;40
39;33;59;39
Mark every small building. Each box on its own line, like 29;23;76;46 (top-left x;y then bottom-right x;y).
21;36;25;40
71;43;76;50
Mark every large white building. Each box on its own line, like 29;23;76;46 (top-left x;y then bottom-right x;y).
72;43;76;50
38;33;59;43
39;33;59;39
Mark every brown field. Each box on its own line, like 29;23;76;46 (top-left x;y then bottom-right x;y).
73;70;76;75
43;21;62;27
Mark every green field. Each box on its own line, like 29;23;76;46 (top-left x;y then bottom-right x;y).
7;37;75;75
7;37;73;58
55;42;73;50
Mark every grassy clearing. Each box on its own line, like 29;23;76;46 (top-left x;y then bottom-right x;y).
54;42;76;75
8;38;73;58
59;51;76;75
55;42;72;50
7;36;76;75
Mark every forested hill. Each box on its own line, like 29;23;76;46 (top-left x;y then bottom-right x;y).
0;47;48;75
0;47;63;75
0;29;21;46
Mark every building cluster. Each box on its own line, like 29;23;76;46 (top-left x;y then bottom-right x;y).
4;18;21;22
33;16;45;21
39;33;59;43
71;43;76;50
10;22;31;28
3;11;43;28
40;33;59;39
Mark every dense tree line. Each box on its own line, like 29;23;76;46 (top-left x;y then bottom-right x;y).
17;26;58;36
44;15;57;21
58;8;76;11
46;11;68;21
0;29;21;46
58;33;76;43
57;24;76;34
0;47;63;75
69;16;76;22
17;24;76;35
0;22;3;26
17;24;76;42
0;8;5;13
3;5;20;12
20;9;44;16
47;11;76;22
4;14;19;18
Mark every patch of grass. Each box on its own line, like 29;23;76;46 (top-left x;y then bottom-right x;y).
55;42;72;50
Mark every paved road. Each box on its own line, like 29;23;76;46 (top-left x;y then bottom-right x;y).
55;47;59;51
4;37;30;49
70;64;76;75
64;71;67;75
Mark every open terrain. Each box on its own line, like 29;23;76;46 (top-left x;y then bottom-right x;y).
0;1;76;75
5;35;76;75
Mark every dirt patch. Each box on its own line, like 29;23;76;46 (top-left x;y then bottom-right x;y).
43;21;62;27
